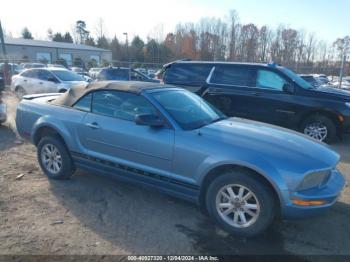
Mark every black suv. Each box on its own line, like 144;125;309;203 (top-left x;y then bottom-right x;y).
163;61;350;143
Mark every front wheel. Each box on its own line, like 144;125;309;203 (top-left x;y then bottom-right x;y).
37;136;75;179
301;115;336;143
206;172;276;237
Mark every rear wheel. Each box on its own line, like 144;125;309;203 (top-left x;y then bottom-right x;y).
301;115;336;143
206;171;276;237
37;136;75;179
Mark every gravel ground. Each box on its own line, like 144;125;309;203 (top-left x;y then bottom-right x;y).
0;91;349;259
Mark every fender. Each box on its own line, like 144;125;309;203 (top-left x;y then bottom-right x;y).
31;115;72;149
195;155;289;206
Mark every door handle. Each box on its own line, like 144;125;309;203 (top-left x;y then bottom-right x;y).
39;82;43;85
85;122;100;129
251;92;261;96
23;79;27;82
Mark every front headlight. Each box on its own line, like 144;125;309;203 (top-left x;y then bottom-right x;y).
297;170;331;191
346;102;350;109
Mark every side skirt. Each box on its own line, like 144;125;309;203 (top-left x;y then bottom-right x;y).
71;152;200;204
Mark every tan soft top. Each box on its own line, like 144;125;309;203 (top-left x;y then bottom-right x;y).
52;81;167;107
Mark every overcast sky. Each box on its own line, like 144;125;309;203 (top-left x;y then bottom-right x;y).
0;0;349;43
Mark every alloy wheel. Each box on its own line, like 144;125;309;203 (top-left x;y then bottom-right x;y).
304;121;328;141
216;184;260;228
41;144;62;174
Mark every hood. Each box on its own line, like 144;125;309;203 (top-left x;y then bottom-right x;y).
201;118;340;170
312;86;350;99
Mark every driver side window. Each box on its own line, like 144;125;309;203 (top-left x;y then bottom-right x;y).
91;90;157;121
256;70;288;91
38;70;55;81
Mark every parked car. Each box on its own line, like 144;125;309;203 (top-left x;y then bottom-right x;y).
299;74;322;87
0;102;6;125
20;63;47;69
88;67;101;79
162;61;350;143
0;63;23;75
15;81;345;237
47;64;66;69
96;67;160;83
134;68;148;75
11;68;88;96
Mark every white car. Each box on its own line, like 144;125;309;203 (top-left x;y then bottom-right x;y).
88;68;101;79
11;68;88;96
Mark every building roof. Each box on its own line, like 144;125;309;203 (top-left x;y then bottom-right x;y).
4;37;110;52
52;81;168;107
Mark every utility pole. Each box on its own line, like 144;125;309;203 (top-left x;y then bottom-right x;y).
0;20;7;59
0;20;9;87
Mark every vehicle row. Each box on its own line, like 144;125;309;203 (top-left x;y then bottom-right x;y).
7;61;350;143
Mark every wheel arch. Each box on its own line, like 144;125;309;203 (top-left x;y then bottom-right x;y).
198;164;282;215
33;125;69;150
298;109;342;134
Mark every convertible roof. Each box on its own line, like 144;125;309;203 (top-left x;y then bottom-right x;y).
52;81;166;107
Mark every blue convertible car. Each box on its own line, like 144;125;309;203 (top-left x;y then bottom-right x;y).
16;81;345;237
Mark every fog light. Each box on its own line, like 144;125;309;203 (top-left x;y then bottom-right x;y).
292;199;326;206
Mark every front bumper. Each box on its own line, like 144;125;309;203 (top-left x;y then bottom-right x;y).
281;169;346;219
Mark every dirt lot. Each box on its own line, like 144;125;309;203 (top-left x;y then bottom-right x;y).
0;92;349;259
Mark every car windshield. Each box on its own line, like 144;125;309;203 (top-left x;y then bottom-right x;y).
52;70;85;81
279;67;315;89
151;89;226;130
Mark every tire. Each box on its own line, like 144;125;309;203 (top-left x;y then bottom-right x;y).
301;115;336;143
15;86;26;98
37;136;75;179
206;171;276;237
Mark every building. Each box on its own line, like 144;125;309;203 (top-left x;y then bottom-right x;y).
3;37;112;67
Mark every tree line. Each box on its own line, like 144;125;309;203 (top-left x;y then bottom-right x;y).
19;11;350;74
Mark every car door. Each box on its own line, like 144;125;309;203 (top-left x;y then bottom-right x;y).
27;69;48;93
18;69;38;94
36;69;59;93
245;68;299;126
78;90;175;173
203;64;259;119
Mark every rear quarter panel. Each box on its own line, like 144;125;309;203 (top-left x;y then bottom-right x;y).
16;97;87;154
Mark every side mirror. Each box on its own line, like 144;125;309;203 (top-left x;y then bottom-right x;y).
283;83;295;94
135;114;164;127
47;76;58;83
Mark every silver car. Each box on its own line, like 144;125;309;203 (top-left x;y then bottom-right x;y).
11;68;88;96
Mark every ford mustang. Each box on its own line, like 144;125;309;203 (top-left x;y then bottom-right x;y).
15;81;345;237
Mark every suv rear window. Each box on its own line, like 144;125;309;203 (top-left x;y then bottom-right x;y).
211;65;255;87
164;64;213;85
